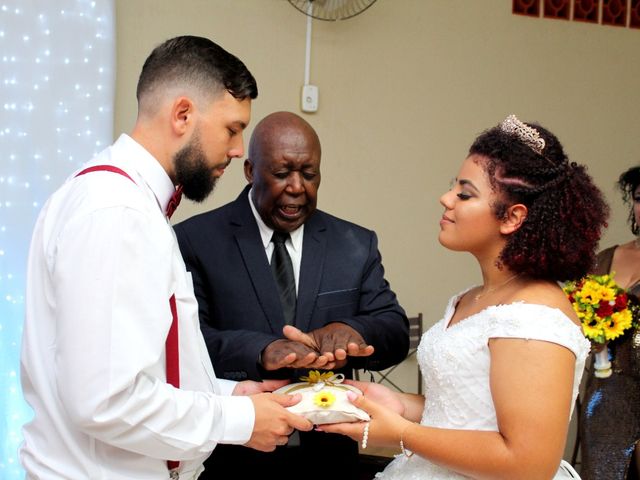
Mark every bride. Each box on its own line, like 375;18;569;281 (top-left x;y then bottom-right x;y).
318;115;609;479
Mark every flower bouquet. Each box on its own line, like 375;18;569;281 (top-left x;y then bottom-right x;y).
563;273;638;378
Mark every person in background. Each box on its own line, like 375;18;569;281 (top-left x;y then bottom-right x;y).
20;36;311;480
579;165;640;480
320;115;609;479
174;111;409;479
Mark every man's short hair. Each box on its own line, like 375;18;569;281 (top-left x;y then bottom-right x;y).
136;35;258;113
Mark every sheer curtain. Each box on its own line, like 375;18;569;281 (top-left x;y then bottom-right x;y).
0;1;114;477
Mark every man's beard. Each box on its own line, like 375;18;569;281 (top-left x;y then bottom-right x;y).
174;137;218;203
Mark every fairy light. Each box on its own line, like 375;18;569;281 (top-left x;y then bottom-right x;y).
0;1;114;477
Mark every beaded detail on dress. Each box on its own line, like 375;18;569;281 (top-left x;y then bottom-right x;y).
375;291;590;479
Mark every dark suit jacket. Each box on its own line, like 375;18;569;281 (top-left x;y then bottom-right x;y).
174;185;409;382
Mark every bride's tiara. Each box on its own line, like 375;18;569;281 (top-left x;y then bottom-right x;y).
499;114;546;154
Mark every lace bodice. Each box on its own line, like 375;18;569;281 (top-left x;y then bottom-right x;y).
376;291;591;479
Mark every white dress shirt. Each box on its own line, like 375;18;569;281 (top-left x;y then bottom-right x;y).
247;187;303;292
20;134;254;479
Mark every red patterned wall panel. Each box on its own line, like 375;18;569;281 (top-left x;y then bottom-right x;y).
513;0;541;16
514;0;640;30
602;0;627;26
545;0;571;19
573;0;599;22
630;0;640;28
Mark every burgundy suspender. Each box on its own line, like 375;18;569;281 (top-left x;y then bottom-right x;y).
166;294;180;472
75;165;136;182
75;165;181;475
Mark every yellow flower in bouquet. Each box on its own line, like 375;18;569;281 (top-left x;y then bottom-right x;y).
563;273;637;344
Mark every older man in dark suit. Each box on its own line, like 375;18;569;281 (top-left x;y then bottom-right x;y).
174;111;408;479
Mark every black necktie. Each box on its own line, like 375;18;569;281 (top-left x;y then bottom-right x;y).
271;231;297;325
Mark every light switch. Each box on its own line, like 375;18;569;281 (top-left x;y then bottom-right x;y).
301;84;318;113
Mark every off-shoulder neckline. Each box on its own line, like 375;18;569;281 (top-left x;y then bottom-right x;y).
444;288;576;331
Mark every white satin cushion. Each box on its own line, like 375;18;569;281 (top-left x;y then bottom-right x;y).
274;382;370;425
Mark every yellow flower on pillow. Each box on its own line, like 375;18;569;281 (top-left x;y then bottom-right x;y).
313;390;336;408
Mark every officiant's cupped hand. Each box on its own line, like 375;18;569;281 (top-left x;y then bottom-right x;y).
259;323;375;371
260;337;332;371
244;391;312;452
280;323;375;370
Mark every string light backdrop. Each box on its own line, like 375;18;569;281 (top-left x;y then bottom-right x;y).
0;1;114;477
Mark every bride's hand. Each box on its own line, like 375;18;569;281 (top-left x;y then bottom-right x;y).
343;379;405;416
318;391;412;449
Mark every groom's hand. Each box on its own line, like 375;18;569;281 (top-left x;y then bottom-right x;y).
245;392;312;452
232;379;291;396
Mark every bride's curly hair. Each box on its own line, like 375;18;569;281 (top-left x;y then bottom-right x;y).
469;120;609;282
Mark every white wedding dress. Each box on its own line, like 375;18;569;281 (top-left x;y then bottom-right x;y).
375;291;590;479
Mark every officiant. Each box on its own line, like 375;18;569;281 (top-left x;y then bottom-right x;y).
174;110;409;479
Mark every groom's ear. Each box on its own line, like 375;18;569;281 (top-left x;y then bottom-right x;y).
500;203;527;235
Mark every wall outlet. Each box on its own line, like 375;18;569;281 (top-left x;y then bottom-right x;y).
301;84;318;113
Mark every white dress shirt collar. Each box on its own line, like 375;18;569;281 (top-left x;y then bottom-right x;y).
117;134;177;215
247;187;304;252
